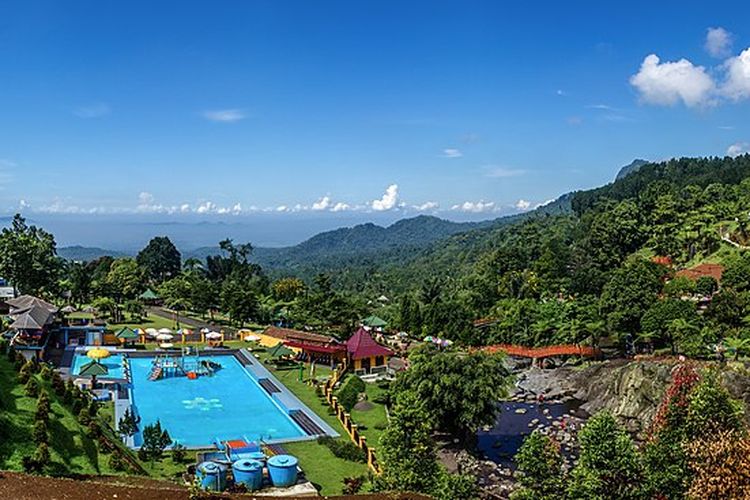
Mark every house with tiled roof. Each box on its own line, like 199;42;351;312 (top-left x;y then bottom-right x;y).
346;327;393;374
675;263;724;283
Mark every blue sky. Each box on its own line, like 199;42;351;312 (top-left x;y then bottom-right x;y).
1;1;750;230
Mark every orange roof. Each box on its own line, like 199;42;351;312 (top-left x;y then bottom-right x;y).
675;263;724;283
262;326;334;345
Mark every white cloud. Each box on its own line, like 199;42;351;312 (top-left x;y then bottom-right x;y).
331;202;350;212
276;205;288;212
202;109;246;122
515;199;531;210
629;54;716;107
441;148;462;158
73;103;110;118
485;166;526;178
706;27;733;58
451;201;495;213
721;48;750;101
312;196;331;210
413;201;439;211
371;184;399;211
727;142;750;157
535;199;556;208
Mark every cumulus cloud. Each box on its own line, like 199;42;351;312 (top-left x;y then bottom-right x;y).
706;27;733;58
451;201;495;213
73;102;110;118
721;48;750;101
371;184;399;211
514;199;531;210
202;109;246;122
441;148;462;158
727;142;750;157
312;196;332;210
413;201;439;211
331;202;350;212
629;54;716;107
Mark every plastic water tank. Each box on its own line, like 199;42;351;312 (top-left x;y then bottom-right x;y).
267;454;298;487
196;461;227;491
232;459;263;491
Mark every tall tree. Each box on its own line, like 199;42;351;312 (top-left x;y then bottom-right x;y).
137;236;181;283
0;214;60;296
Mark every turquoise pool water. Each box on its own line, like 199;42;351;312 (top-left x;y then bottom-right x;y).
71;353;126;379
129;355;305;447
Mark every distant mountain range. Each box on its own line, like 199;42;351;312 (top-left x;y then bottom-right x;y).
55;160;635;269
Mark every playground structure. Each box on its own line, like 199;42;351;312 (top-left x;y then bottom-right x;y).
147;347;222;381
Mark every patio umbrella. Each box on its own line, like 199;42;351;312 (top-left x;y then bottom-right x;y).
156;333;174;341
158;328;173;334
78;360;109;387
86;348;111;360
145;328;158;336
205;331;222;340
83;306;96;313
244;334;261;342
61;305;77;314
268;342;294;358
200;327;210;334
159;342;174;349
177;328;193;335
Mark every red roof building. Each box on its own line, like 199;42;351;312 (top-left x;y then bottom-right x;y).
346;327;393;374
675;263;724;283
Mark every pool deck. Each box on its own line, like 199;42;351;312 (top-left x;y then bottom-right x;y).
98;348;338;450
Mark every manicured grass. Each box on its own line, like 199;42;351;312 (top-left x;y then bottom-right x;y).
284;440;369;494
351;383;389;446
107;312;176;332
0;355;115;475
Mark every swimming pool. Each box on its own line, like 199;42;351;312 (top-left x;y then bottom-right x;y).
71;353;126;379
129;354;306;447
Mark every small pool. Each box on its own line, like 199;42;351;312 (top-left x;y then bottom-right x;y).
129;354;306;447
71;353;126;379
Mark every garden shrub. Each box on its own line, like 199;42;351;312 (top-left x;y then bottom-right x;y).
337;375;366;411
33;420;48;445
24;377;39;397
317;436;366;463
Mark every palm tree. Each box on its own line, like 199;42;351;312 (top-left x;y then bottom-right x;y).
667;318;699;356
723;336;750;361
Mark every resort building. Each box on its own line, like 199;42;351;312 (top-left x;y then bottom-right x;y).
6;295;59;359
256;326;336;350
346;327;393;375
675;263;724;284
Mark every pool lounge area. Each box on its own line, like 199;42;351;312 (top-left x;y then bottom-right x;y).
70;349;338;449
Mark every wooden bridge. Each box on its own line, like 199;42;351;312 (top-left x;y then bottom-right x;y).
481;343;600;359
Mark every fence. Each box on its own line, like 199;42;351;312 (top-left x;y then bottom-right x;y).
321;359;381;474
482;343;600;359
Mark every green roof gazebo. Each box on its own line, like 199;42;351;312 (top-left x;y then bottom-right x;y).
361;315;388;329
78;360;109;387
115;327;139;345
268;342;294;358
139;288;160;301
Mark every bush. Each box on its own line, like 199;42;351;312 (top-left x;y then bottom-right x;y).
33;443;50;465
109;452;128;471
40;364;52;380
6;344;16;362
18;361;34;384
342;475;365;495
337;375;366;412
317;436;366;463
172;443;187;463
78;407;91;426
35;393;51;424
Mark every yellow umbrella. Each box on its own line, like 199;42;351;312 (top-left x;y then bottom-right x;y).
86;348;111;360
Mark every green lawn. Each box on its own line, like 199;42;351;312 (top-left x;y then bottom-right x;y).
284;440;369;493
0;355;115;475
351;383;389;446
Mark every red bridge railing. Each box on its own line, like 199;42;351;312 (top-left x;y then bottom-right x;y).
481;343;600;359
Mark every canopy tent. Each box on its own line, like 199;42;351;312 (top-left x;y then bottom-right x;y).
139;288;160;301
361;315;388;328
78;360;109;377
86;348;111;360
115;327;139;340
268;342;294;358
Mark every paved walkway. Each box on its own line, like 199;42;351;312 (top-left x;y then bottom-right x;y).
146;307;240;339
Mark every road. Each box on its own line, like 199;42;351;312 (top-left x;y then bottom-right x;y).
146;307;241;340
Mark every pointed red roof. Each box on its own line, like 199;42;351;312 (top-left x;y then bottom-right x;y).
346;327;393;360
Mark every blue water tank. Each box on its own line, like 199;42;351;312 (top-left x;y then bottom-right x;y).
232;459;263;491
267;454;298;487
196;461;227;491
248;451;267;464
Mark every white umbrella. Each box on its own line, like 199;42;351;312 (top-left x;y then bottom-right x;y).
177;328;193;336
158;328;173;334
205;331;222;340
244;334;261;342
145;328;158;337
156;333;174;341
61;305;77;313
159;342;174;349
200;327;210;334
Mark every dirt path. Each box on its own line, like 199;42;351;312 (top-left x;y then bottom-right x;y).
147;307;240;339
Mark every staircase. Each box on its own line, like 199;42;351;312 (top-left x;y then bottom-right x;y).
147;366;162;381
258;378;281;394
